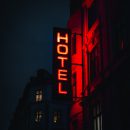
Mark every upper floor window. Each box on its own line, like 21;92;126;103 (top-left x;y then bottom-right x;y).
72;33;76;55
111;22;127;58
72;72;77;100
93;103;102;130
53;111;61;124
88;0;98;30
35;111;43;123
89;28;102;83
35;90;43;102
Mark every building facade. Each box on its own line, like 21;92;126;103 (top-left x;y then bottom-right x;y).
8;1;130;130
8;69;70;130
68;0;130;130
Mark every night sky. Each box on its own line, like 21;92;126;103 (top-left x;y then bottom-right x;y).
0;0;70;130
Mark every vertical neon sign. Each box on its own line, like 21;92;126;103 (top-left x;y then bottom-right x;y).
53;28;71;100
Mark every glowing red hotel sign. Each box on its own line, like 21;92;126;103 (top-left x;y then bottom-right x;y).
53;28;71;100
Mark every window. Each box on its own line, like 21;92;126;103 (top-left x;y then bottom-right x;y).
111;22;127;57
35;111;43;123
72;72;77;100
53;111;61;124
35;90;42;102
72;33;76;55
93;103;102;130
72;119;78;130
88;0;98;29
89;27;101;83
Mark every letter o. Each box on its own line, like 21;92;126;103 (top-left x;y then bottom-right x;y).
57;44;68;55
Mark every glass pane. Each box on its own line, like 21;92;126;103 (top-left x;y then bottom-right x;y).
100;115;102;130
35;90;43;102
93;106;96;117
53;112;61;124
97;116;100;130
94;119;96;130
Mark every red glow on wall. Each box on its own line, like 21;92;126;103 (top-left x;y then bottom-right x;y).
83;0;94;8
71;32;83;99
86;19;99;52
53;28;71;100
67;10;89;130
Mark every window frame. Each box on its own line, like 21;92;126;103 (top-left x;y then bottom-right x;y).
35;89;43;102
92;103;102;130
53;110;61;124
34;110;43;123
89;26;102;83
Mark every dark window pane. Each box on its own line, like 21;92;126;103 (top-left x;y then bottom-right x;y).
88;1;98;29
72;33;76;55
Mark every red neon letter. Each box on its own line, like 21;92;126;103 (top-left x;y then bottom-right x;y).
57;32;68;43
57;44;68;55
58;82;67;94
58;69;68;81
57;56;68;67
